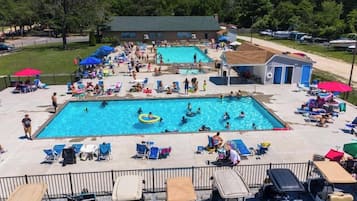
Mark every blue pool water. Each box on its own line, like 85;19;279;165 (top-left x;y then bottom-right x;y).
156;46;212;64
178;69;202;75
37;97;284;138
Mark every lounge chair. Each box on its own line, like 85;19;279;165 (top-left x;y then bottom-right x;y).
113;82;122;93
142;77;148;86
172;81;180;93
156;80;164;93
344;117;357;134
148;146;160;160
324;149;344;161
79;144;98;161
136;143;148;158
66;82;73;94
97;142;111;160
43;144;66;163
159;147;171;159
229;139;252;157
71;144;83;156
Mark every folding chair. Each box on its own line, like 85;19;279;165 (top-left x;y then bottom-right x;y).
43;144;66;163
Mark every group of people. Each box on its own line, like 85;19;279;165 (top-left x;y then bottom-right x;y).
184;77;199;94
206;132;241;166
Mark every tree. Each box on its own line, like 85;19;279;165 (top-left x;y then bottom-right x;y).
347;9;357;33
33;0;111;49
313;0;345;39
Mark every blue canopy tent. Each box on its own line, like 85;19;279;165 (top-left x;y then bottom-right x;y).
218;35;229;42
91;46;115;58
79;57;102;65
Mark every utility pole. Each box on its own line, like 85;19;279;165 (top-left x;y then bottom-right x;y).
346;38;357;99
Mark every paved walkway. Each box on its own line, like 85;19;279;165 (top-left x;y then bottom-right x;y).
0;45;356;177
238;36;357;84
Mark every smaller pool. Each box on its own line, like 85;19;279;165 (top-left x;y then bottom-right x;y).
157;46;212;64
179;69;202;75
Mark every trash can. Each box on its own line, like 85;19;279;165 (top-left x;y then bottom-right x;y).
339;102;346;112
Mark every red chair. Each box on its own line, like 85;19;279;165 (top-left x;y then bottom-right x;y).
325;149;344;161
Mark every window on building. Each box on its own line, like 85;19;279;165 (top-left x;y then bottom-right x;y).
121;32;136;39
177;32;192;39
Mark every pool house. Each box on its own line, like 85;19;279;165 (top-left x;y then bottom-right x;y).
219;43;314;85
103;16;220;42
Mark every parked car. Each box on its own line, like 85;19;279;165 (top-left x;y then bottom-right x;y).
0;43;15;51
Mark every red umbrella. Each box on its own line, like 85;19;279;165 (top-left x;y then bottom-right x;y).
13;68;42;77
317;81;352;92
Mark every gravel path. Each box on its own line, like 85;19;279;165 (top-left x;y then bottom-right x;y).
238;36;357;85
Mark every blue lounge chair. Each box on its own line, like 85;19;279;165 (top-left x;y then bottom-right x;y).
136;143;148;158
173;81;180;93
156;80;163;92
142;78;148;86
207;136;214;149
66;82;72;94
71;144;83;155
148;147;160;160
229;139;252;157
344;117;357;134
98;143;111;160
43;144;66;163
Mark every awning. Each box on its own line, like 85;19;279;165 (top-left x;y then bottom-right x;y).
313;161;357;184
166;177;196;201
213;169;250;198
7;183;47;201
112;175;143;201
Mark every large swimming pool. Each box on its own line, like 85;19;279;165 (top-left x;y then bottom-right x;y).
156;46;212;64
36;97;285;138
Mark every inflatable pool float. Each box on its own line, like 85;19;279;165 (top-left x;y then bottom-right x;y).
138;114;160;124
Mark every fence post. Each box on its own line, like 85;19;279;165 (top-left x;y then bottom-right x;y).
111;170;115;187
191;166;195;184
151;168;155;193
306;161;311;181
69;172;74;196
24;175;28;184
269;163;272;170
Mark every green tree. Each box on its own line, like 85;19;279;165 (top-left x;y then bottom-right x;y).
313;0;345;39
347;9;357;33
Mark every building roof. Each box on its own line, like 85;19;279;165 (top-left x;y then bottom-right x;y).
106;16;220;32
223;42;312;65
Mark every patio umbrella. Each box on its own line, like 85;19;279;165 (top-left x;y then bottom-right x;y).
317;81;352;92
79;57;102;65
343;142;357;158
13;68;42;77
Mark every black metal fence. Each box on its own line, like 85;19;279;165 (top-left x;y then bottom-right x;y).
0;162;316;200
0;73;78;91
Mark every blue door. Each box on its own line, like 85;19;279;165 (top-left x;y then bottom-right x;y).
273;67;282;84
300;65;311;85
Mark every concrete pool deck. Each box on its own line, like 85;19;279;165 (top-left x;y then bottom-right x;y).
0;50;356;177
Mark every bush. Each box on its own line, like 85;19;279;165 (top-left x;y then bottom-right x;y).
89;31;96;46
101;37;120;46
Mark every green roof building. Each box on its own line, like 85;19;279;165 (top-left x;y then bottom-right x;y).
103;16;220;42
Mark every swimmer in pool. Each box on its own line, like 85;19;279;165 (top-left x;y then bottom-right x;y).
187;103;192;111
84;107;88;112
101;100;108;107
137;107;143;114
223;112;230;120
148;112;153;119
239;111;245;118
181;116;188;124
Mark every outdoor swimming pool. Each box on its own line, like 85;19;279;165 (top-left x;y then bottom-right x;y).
178;69;202;75
156;46;212;64
36;97;285;138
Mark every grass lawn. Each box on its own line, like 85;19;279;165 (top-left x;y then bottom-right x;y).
0;42;102;75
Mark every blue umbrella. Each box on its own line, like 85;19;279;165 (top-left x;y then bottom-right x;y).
218;35;229;42
79;57;102;65
99;45;114;53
